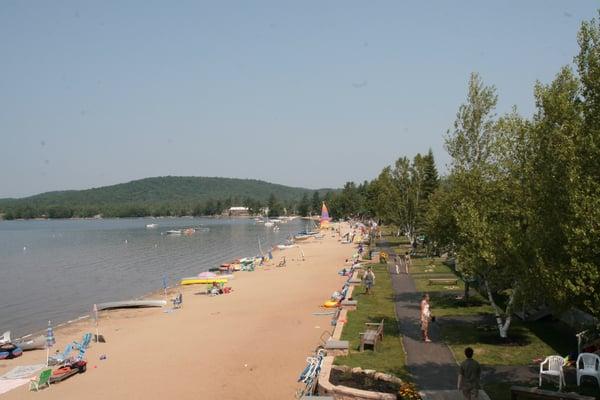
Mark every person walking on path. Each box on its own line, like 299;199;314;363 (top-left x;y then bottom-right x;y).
363;267;375;294
420;293;432;342
458;347;481;400
404;251;411;274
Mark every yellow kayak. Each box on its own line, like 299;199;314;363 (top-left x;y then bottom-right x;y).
180;278;228;285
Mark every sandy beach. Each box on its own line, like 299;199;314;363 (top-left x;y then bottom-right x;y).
1;227;355;399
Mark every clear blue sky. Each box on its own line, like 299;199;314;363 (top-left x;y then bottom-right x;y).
1;1;598;198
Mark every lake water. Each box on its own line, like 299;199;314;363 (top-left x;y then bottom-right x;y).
0;217;304;337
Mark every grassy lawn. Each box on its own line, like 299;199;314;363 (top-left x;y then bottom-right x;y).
428;291;494;317
334;262;409;380
409;257;465;293
440;319;574;365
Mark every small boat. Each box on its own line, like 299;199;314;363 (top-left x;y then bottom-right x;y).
277;244;297;250
166;230;182;235
49;360;87;383
0;331;10;345
145;223;158;229
219;263;241;272
96;300;167;311
14;335;46;351
180;278;228;285
0;343;22;359
183;228;195;235
293;234;311;241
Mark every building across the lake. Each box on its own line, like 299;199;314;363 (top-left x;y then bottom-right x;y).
226;206;250;217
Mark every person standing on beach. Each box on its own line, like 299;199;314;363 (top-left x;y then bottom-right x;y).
420;293;432;342
363;267;375;294
458;347;481;400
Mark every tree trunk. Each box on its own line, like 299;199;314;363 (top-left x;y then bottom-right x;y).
464;281;470;303
483;279;517;339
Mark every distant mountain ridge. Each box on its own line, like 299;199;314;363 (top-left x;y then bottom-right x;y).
0;176;335;219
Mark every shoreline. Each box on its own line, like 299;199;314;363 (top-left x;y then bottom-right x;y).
1;225;355;399
8;242;295;342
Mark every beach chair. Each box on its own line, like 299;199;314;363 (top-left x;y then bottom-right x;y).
71;333;92;361
539;355;566;390
29;368;52;391
48;343;74;365
277;257;287;268
73;333;92;351
576;353;600;387
172;293;183;309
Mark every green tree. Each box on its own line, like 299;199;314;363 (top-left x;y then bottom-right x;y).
298;193;310;217
310;192;321;215
267;193;282;217
443;72;532;338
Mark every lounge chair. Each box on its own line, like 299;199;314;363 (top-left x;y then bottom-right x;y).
48;343;74;366
172;293;183;309
73;333;92;351
29;369;52;391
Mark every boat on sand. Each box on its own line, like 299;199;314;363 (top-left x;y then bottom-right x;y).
96;300;167;311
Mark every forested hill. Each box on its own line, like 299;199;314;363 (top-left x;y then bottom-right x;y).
0;176;335;219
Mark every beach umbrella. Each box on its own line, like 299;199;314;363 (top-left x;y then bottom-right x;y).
45;320;55;366
92;303;99;342
91;304;106;343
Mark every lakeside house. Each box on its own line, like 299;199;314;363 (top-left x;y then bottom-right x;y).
225;206;250;217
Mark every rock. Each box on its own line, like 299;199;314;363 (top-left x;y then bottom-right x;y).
351;367;362;374
363;369;376;375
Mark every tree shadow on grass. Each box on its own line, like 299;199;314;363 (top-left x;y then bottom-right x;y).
440;321;534;347
429;292;486;310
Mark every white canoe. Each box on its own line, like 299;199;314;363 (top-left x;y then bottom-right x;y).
96;300;167;311
15;334;46;351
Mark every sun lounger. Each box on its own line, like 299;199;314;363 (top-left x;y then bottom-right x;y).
48;343;74;366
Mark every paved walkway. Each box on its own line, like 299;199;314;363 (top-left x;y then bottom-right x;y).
377;242;459;390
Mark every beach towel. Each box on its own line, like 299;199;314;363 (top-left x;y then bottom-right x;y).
0;364;45;380
0;378;30;395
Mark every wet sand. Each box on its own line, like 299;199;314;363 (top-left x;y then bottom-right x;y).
1;226;355;399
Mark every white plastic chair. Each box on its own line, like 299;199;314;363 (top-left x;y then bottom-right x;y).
576;352;600;387
539;355;566;390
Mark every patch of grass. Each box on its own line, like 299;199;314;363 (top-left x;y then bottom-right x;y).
409;257;464;293
412;274;464;293
440;319;575;366
335;263;409;380
428;292;494;317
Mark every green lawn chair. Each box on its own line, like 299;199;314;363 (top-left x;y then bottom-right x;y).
29;369;52;391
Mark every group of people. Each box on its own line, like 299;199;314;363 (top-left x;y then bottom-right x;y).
394;251;411;274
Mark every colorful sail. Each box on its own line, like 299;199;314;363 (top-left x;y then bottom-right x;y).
320;202;331;229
